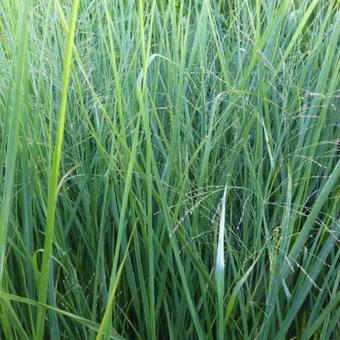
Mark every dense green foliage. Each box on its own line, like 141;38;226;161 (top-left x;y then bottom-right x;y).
0;0;339;339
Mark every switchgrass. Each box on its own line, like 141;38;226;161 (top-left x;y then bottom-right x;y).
0;0;339;339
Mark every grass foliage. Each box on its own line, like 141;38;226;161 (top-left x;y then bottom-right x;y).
0;0;339;339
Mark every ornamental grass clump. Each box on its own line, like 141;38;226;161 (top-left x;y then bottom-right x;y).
0;0;339;339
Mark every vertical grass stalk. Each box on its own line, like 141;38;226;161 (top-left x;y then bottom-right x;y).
35;1;80;339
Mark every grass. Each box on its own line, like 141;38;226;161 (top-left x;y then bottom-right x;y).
0;0;339;339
